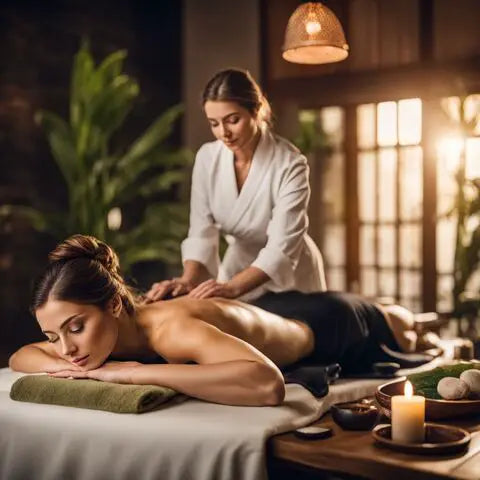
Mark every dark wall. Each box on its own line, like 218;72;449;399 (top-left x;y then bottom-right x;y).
0;0;182;365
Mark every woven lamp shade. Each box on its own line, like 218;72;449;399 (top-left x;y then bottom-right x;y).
282;2;349;64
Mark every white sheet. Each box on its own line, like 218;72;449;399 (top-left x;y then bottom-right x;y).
0;368;321;480
0;359;445;480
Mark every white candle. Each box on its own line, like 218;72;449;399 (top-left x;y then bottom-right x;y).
391;380;425;443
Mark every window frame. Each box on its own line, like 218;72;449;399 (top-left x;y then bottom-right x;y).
270;62;480;312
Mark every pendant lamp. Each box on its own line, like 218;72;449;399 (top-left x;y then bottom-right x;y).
282;2;349;64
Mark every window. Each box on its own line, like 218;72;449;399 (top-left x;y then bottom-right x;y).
357;99;423;311
303;93;479;313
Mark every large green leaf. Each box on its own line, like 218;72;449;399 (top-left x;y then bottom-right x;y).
35;111;77;190
120;104;184;168
23;43;191;274
113;170;187;206
92;50;128;92
89;75;139;132
114;204;188;247
70;42;95;131
108;149;192;200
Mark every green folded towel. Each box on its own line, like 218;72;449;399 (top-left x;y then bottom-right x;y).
10;375;178;413
407;361;480;399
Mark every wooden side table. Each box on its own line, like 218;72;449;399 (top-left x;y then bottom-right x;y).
270;414;480;480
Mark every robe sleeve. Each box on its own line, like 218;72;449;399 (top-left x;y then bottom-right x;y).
251;155;310;289
181;145;220;278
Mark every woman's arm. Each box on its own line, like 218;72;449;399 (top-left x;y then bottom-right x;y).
9;342;79;373
146;146;219;302
150;316;285;405
250;154;314;290
130;360;283;406
180;146;220;277
51;316;286;406
181;260;211;284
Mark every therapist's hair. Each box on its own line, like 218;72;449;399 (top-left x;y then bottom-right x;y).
31;235;136;315
202;69;272;127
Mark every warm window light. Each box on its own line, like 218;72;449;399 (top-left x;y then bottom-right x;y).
377;102;397;146
398;98;422;145
436;136;464;173
283;2;349;64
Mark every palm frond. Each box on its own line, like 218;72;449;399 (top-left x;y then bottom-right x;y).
14;43;192;274
120;104;184;168
34;111;77;191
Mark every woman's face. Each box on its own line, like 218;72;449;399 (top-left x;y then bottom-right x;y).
204;101;259;152
36;299;118;371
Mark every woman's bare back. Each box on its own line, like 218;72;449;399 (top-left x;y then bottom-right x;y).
137;297;314;367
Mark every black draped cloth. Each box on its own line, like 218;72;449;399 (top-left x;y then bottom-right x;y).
252;291;432;378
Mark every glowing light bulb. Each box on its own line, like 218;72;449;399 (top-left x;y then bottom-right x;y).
305;9;321;36
305;19;321;35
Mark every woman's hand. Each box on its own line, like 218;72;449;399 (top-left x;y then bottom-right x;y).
188;279;240;299
48;361;143;384
144;278;193;303
44;358;83;374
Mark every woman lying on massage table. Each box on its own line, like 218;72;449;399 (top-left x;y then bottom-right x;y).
9;235;439;407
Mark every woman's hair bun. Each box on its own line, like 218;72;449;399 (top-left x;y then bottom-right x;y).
48;234;120;274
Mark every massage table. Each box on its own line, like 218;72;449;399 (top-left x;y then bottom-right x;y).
0;359;444;480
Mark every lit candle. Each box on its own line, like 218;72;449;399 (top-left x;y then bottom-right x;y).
391;380;425;443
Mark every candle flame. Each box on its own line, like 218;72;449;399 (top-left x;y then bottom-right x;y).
404;381;413;398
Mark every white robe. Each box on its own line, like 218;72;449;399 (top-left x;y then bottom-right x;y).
181;129;326;301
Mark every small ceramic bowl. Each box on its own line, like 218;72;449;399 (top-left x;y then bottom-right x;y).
331;401;379;431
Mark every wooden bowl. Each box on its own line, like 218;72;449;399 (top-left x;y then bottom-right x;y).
372;423;471;455
375;378;480;420
331;401;379;430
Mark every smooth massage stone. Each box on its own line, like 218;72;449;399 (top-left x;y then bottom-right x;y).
460;369;480;398
437;377;470;400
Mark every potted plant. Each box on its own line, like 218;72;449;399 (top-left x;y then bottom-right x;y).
443;95;480;338
0;42;192;273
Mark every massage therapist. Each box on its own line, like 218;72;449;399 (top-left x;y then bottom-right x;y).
146;68;326;302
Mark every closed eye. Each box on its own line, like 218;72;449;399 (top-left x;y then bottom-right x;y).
69;324;84;334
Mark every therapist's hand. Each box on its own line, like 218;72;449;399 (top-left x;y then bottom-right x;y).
188;279;240;299
144;278;193;303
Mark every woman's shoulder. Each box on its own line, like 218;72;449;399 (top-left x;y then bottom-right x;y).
196;138;224;160
272;133;301;155
135;302;194;353
265;135;307;181
269;132;307;167
136;300;208;362
137;300;191;328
